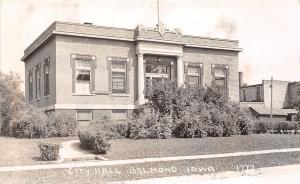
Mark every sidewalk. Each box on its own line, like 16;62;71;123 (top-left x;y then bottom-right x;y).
109;164;300;184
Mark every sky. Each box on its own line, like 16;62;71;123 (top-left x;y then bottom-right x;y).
0;0;300;91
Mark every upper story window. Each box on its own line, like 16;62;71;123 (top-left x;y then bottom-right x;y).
111;60;127;94
28;70;33;101
71;54;96;95
185;63;202;87
212;64;228;91
35;64;41;99
44;58;50;96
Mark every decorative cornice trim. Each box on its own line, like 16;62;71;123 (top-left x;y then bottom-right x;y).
54;31;135;42
184;44;243;52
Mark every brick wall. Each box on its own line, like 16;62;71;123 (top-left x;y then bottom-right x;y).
183;47;239;102
24;37;56;108
241;85;263;102
55;35;137;106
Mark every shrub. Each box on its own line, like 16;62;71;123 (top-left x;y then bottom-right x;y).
128;112;173;139
11;108;77;138
253;121;270;134
11;108;48;138
38;142;61;161
273;121;298;134
89;115;120;139
115;120;130;138
225;102;255;135
78;127;111;154
47;112;77;137
174;104;209;138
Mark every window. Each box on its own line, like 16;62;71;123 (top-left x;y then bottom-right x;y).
186;64;202;87
213;65;228;91
111;60;127;94
145;63;171;90
28;70;33;101
35;64;41;99
44;58;50;96
146;64;168;74
112;109;127;120
77;110;92;121
71;54;96;95
75;59;91;94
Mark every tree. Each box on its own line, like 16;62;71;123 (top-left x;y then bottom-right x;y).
0;71;25;135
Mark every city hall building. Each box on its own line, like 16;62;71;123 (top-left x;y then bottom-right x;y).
22;21;242;122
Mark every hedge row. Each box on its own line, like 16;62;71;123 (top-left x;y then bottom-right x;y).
11;108;77;138
253;121;299;134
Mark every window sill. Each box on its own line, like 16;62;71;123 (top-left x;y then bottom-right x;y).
93;91;110;95
72;93;95;96
36;98;41;101
111;94;130;97
43;95;50;99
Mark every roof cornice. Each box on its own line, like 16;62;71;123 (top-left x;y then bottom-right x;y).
22;21;242;61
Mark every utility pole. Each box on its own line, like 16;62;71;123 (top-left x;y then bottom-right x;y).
157;0;160;24
270;76;273;123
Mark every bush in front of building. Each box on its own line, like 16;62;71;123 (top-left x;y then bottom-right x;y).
143;79;255;138
47;112;77;137
225;102;255;135
38;142;61;161
273;121;298;134
253;121;299;134
114;120;130;138
78;127;111;154
88;115;122;139
128;112;173;139
174;103;209;138
11;107;48;138
11;107;77;138
253;121;270;134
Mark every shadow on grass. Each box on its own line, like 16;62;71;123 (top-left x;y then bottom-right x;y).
31;156;44;161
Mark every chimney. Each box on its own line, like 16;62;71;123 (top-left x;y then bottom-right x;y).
239;72;243;88
83;22;93;25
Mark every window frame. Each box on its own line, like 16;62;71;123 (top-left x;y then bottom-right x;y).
108;57;130;95
44;57;50;97
35;64;41;100
212;64;229;92
184;62;203;87
71;54;96;95
28;70;33;102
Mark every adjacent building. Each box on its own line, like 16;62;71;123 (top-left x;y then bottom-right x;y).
22;21;242;124
240;80;300;121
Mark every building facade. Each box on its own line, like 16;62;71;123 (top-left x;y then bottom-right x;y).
22;21;242;122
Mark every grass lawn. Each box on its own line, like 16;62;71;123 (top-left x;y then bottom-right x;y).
1;134;300;167
0;136;76;166
106;134;300;160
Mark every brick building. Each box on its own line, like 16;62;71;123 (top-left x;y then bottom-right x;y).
240;80;300;121
22;21;242;123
